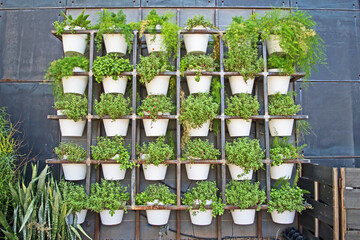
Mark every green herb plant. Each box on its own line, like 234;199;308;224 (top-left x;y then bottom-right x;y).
267;55;295;75
136;184;176;205
54;9;91;35
180;54;218;82
225;94;260;120
137;137;173;166
94;93;132;120
184;15;214;30
137;52;174;84
54;142;86;162
270;137;306;166
268;93;301;116
54;93;88;121
59;180;88;213
137;95;175;121
182;138;220;162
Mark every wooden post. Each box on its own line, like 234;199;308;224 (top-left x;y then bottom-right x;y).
333;168;339;240
340;168;346;240
314;181;319;237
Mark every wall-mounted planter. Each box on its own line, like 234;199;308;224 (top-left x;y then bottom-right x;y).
189;200;213;226
68;209;88;225
231;209;256;225
228;164;253;180
103;119;129;137
142;112;169;137
229;76;255;94
102;164;126;180
269;119;294;137
270;163;294;180
227;119;252;137
58;110;86;137
183;26;209;54
62;26;87;55
189;120;210;137
265;34;284;56
268;69;290;95
145;34;165;53
62;163;87;181
62;67;88;95
186;75;212;94
270;210;296;224
143;164;168;181
100;210;124;225
146;201;171;225
102;76;128;94
103;34;128;56
185;163;210;180
145;76;170;95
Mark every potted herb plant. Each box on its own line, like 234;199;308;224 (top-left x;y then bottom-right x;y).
92;53;133;94
182;139;220;180
137;9;180;55
180;54;217;94
225;94;260;137
60;180;88;224
91;136;135;180
268;93;302;136
89;180;130;225
180;93;219;139
137;95;175;136
95;9;133;55
225;137;264;180
44;56;89;97
225;180;266;225
54;142;87;181
137;52;174;95
224;15;263;94
183;15;214;54
94;93;133;136
54;93;88;137
268;182;308;224
267;55;295;95
182;181;225;226
135;184;176;225
137;137;173;180
270;137;305;180
53;10;91;56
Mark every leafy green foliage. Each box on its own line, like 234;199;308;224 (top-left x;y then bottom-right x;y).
59;181;88;213
225;180;266;210
267;55;295;75
137;137;173;166
54;142;87;163
268;93;301;116
94;9;134;52
135;184;176;205
94;93;132;120
54;9;91;35
54;93;88;121
137;95;175;120
182;181;225;217
270;137;305;166
88;180;129;215
225;93;260;120
182;138;220;162
268;181;308;213
180;54;218;82
137;52;174;84
92;53;133;83
184;15;214;30
225;137;264;173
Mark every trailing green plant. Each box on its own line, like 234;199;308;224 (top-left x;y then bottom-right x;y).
88;180;129;215
54;9;91;35
268;181;308;213
137;95;175;120
182;181;225;217
270;137;305;166
260;9;326;78
182;138;220;162
54;142;86;162
225;137;264;173
59;180;88;213
136;9;180;56
180;54;218;82
91;136;135;170
137;52;174;84
136;137;173;166
94;9;134;52
135;184;176;205
94;93;132;120
184;15;214;30
54;93;88;121
44;56;89;99
211;76;221;136
267;54;295;75
268;93;301;116
92;53;133;83
225;93;260;120
225;180;266;210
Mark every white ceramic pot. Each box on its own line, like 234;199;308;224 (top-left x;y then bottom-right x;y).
62;163;86;181
185;164;210;180
146;201;171;225
145;76;170;95
145;34;165;53
102;164;126;180
183;26;209;54
142;112;169;137
62;67;88;95
228;164;253;180
143;164;168;181
270;210;296;224
103;119;129;137
227;119;252;137
229;76;255;94
270;163;294;180
100;210;124;225
62;26;87;55
268;69;290;95
266;34;285;55
68;209;88;224
189;120;210;137
269;119;294;137
102;76;128;94
231;209;256;225
189;200;213;226
103;34;128;55
186;75;212;94
58;110;86;137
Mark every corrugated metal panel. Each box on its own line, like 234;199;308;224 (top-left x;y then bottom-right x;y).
140;0;215;7
0;0;65;8
219;0;289;8
290;0;359;9
68;0;140;8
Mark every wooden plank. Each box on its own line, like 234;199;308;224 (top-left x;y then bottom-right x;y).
299;177;315;198
346;209;360;229
319;221;335;240
302;163;334;186
341;168;347;240
302;228;318;240
319;183;334;206
307;198;334;226
344;168;360;188
299;212;315;232
344;189;360;209
332;168;340;240
346;231;360;240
